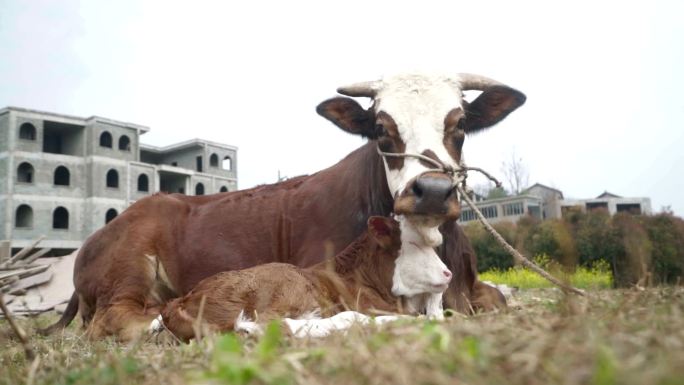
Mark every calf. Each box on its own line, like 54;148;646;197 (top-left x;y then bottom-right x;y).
156;216;451;340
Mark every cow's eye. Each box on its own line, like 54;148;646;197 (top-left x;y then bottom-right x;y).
457;118;466;131
375;123;387;136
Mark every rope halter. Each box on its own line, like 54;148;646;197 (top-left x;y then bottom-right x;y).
376;147;503;197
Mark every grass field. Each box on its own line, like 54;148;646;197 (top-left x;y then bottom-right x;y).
2;288;684;385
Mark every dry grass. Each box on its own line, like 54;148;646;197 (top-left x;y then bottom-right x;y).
2;288;684;385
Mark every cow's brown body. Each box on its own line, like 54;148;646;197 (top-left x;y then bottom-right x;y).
56;140;501;340
161;224;404;341
45;73;526;341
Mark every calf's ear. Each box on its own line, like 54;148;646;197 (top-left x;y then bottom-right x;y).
464;85;526;133
316;97;377;138
367;216;397;249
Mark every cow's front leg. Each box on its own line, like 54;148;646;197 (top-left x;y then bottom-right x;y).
88;299;162;342
425;292;444;320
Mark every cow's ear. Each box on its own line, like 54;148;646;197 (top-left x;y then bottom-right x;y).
316;97;376;138
463;86;526;133
367;216;397;249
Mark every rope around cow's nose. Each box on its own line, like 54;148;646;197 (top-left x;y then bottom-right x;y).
376;147;586;297
376;148;504;189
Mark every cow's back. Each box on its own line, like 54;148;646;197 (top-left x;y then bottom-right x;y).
174;170;376;294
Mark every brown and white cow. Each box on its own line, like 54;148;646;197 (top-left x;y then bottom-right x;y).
42;73;524;341
154;216;450;341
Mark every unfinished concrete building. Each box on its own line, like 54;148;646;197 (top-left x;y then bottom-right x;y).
0;106;237;259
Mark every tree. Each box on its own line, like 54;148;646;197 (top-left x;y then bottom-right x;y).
471;183;508;200
501;150;530;195
487;186;508;199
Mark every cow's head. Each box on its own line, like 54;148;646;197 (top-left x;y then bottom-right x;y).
366;216;451;297
317;73;526;220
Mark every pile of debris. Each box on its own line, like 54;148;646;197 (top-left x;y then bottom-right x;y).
0;236;75;317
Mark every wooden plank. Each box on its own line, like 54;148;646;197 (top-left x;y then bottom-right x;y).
4;296;68;316
0;264;50;282
0;276;20;291
8;271;53;295
18;248;51;266
0;264;42;271
0;235;46;268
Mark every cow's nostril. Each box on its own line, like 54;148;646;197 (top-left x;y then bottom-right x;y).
443;270;452;279
412;182;423;197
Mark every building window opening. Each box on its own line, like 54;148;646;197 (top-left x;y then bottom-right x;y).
528;205;542;219
54;166;70;186
586;202;608;211
17;162;34;183
42;120;84;155
196;156;203;172
503;202;524;216
15;205;33;228
106;169;119;188
460;209;475;222
105;208;118;224
210;153;219;167
138;174;149;192
481;206;498;219
53;206;69;229
222;156;232;171
195;183;205;195
100;131;113;148
219;186;228;193
19;123;37;140
118;135;131;151
616;203;642;215
159;171;187;194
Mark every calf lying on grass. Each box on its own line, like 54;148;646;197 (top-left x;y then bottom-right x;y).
154;216;451;340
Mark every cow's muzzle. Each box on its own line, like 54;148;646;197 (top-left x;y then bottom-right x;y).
394;172;461;220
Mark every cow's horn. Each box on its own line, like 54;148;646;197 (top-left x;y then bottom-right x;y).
337;81;381;98
455;73;504;91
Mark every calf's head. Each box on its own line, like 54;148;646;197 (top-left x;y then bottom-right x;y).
317;73;526;220
365;216;451;298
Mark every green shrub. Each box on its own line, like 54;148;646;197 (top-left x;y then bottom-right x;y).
464;222;515;272
641;214;684;284
524;220;578;268
612;213;652;287
574;209;623;269
471;210;684;287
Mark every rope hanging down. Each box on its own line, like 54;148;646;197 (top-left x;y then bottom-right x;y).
377;148;586;296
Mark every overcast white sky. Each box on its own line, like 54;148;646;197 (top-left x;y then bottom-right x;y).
1;1;683;215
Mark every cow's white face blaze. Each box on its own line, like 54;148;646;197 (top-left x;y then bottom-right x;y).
317;73;526;219
374;74;464;200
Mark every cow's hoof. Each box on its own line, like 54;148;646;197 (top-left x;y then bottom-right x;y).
427;312;445;321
